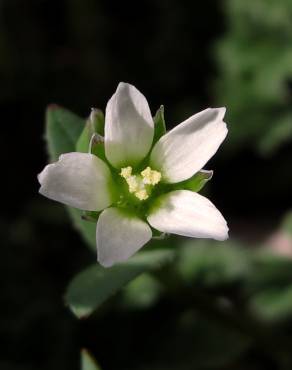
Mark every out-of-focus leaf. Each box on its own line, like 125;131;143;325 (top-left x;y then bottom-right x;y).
45;105;85;161
281;211;292;235
76;121;91;154
245;251;292;291
176;240;250;286
81;349;101;370
238;247;292;324
249;286;292;323
153;105;166;144
66;249;175;318
172;170;213;193
258;114;292;155
45;105;97;251
215;0;292;155
121;273;163;309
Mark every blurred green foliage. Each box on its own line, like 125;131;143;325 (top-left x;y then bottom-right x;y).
81;350;101;370
66;249;174;318
215;0;292;155
66;236;292;370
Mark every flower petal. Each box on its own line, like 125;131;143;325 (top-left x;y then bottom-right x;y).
105;82;154;168
147;190;228;241
150;108;227;183
38;152;114;211
96;207;152;267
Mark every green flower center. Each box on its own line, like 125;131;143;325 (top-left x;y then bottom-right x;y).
120;166;162;201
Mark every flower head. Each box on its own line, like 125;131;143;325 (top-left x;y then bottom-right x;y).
38;83;229;267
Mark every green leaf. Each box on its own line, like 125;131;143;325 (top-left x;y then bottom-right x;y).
172;170;213;193
76;122;92;154
243;246;292;322
153;105;166;144
246;251;292;291
281;210;292;236
214;0;292;155
258;114;292;155
65;249;175;318
45;104;85;161
45;105;96;251
249;286;292;323
120;273;163;310
81;349;101;370
176;240;250;286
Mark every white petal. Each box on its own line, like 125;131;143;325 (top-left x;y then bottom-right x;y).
150;108;227;183
105;82;154;168
38;152;114;211
97;207;152;267
147;190;228;241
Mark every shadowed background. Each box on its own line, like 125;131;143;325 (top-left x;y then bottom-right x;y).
1;0;292;369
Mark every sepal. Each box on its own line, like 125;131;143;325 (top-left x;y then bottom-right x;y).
151;229;168;240
81;210;101;223
76;108;106;160
90;108;105;136
152;105;166;145
173;169;213;192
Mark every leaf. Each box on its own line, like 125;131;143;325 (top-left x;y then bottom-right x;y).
172;170;213;193
65;249;175;318
176;240;250;286
45;104;85;161
249;286;292;323
76;121;92;154
120;273;163;310
153;105;166;144
241;250;292;324
281;210;292;236
246;251;292;291
258;114;292;155
45;104;96;251
81;349;101;370
214;0;292;155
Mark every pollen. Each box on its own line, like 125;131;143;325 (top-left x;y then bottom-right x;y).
120;165;160;201
135;189;149;201
120;166;132;179
127;176;139;193
141;166;161;185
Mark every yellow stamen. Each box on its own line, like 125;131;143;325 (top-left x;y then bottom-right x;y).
120;166;132;179
141;166;161;185
120;166;161;201
127;176;139;193
135;189;149;200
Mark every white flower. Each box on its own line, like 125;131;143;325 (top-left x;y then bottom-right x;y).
38;83;229;267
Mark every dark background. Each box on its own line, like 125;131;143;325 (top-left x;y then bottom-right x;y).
1;1;292;369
